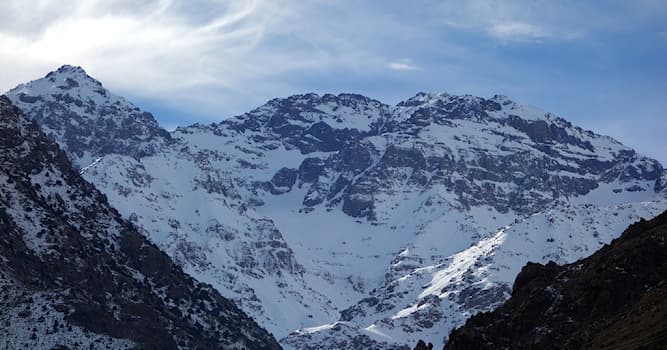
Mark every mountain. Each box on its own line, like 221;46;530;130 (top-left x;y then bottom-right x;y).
6;66;667;348
5;65;171;168
444;209;667;350
0;96;281;349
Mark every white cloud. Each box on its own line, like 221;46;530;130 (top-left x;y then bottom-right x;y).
487;22;548;41
438;0;588;42
438;0;667;43
387;60;421;71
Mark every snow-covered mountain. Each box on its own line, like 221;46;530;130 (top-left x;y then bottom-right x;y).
6;65;170;168
7;66;667;349
0;96;280;349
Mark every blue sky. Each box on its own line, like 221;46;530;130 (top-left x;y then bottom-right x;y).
1;0;666;163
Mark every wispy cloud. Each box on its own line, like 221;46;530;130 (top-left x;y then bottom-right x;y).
387;59;421;71
439;0;557;42
0;0;432;120
487;22;548;42
436;0;635;43
0;1;357;116
0;1;285;95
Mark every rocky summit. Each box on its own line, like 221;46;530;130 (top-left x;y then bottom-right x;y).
444;209;667;350
0;96;280;349
6;66;667;349
5;65;171;168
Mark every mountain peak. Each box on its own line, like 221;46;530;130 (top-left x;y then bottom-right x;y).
11;64;105;101
396;91;515;111
395;91;501;112
5;65;171;168
214;92;390;135
393;91;568;127
54;64;88;75
262;92;387;109
44;64;103;88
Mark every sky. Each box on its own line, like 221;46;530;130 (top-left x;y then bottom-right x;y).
1;0;666;164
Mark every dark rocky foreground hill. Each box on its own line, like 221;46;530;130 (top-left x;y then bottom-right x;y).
0;95;281;349
442;209;667;350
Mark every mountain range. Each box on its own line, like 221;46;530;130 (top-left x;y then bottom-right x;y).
3;65;666;349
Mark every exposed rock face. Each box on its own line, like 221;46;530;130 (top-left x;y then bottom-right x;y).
208;91;665;222
414;340;434;350
444;210;667;350
6;67;667;349
5;65;171;168
0;96;281;349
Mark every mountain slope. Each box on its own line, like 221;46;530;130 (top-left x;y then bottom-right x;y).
303;201;667;349
444;209;667;350
7;66;667;348
0;95;281;349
